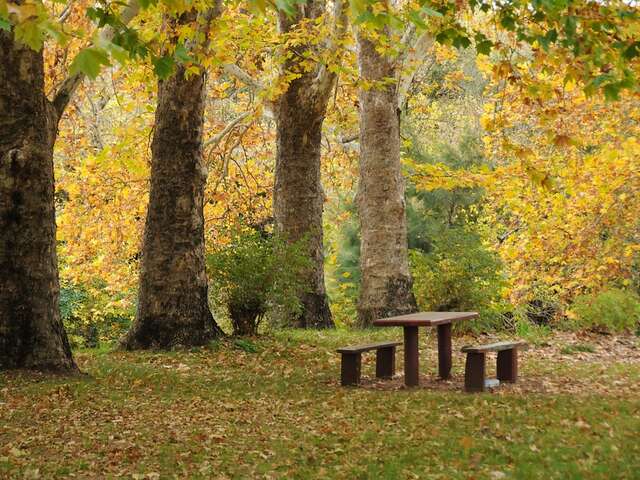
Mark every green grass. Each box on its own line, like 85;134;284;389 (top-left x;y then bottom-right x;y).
560;343;597;355
1;329;639;479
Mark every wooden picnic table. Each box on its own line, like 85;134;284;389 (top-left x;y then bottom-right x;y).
373;312;478;387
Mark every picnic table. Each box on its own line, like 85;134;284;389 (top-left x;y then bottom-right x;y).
373;312;478;387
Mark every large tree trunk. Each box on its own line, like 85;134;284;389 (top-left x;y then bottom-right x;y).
121;23;223;349
356;32;417;327
0;31;76;371
274;84;332;328
273;2;336;328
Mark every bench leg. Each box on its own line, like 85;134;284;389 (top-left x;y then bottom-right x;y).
497;348;518;383
437;323;452;380
341;352;361;386
404;326;420;387
464;352;486;393
375;346;396;379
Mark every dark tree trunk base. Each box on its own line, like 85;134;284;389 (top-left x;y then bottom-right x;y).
294;292;333;329
120;311;223;351
229;304;261;336
358;276;417;326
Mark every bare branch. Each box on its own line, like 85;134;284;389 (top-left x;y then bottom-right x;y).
314;0;348;96
340;133;359;144
222;64;264;92
58;0;75;24
52;0;141;121
204;112;252;149
397;30;434;112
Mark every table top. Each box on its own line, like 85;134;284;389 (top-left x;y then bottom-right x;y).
372;311;479;327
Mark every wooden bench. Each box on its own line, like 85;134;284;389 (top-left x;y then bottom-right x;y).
337;341;401;386
461;341;529;392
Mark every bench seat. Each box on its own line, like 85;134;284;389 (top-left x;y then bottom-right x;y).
337;341;401;386
462;340;528;392
337;341;402;354
461;341;529;353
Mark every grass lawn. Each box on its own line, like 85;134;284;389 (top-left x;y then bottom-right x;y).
1;329;639;479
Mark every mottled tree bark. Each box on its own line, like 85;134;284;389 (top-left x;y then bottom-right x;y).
0;31;76;371
356;32;417;326
273;1;338;328
121;14;223;349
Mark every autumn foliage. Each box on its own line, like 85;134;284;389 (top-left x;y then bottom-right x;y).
2;0;640;344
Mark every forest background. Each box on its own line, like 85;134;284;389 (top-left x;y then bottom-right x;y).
9;0;638;346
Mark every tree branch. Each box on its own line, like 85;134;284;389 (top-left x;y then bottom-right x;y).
52;0;141;121
397;30;434;112
204;112;251;148
340;133;359;144
314;0;348;97
57;0;75;24
222;63;264;92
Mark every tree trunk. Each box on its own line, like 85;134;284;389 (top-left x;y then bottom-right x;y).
121;33;223;349
229;303;262;336
273;3;336;328
0;31;76;371
356;32;417;327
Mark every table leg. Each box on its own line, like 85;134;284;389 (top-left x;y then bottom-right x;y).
404;326;419;387
375;346;396;379
340;352;362;386
464;352;486;393
497;348;518;383
437;323;452;380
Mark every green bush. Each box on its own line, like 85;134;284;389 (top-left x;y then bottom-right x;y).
409;227;509;333
519;283;562;326
568;288;640;333
207;230;311;335
60;282;133;348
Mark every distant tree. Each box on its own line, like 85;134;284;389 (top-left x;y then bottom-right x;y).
272;0;346;328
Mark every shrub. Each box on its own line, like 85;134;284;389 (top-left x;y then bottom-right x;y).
207;230;311;335
568;288;640;333
409;227;510;333
60;282;133;348
519;284;562;326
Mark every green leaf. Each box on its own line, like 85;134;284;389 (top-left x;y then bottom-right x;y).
623;42;640;60
476;39;493;55
112;29;146;59
137;0;158;9
564;15;577;38
43;21;69;46
275;0;299;16
408;10;427;30
107;42;129;65
152;55;175;79
453;34;471;50
14;22;46;51
500;15;516;31
435;28;456;45
0;16;10;31
69;47;111;79
354;11;377;26
174;43;192;63
420;6;443;18
603;83;620;101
